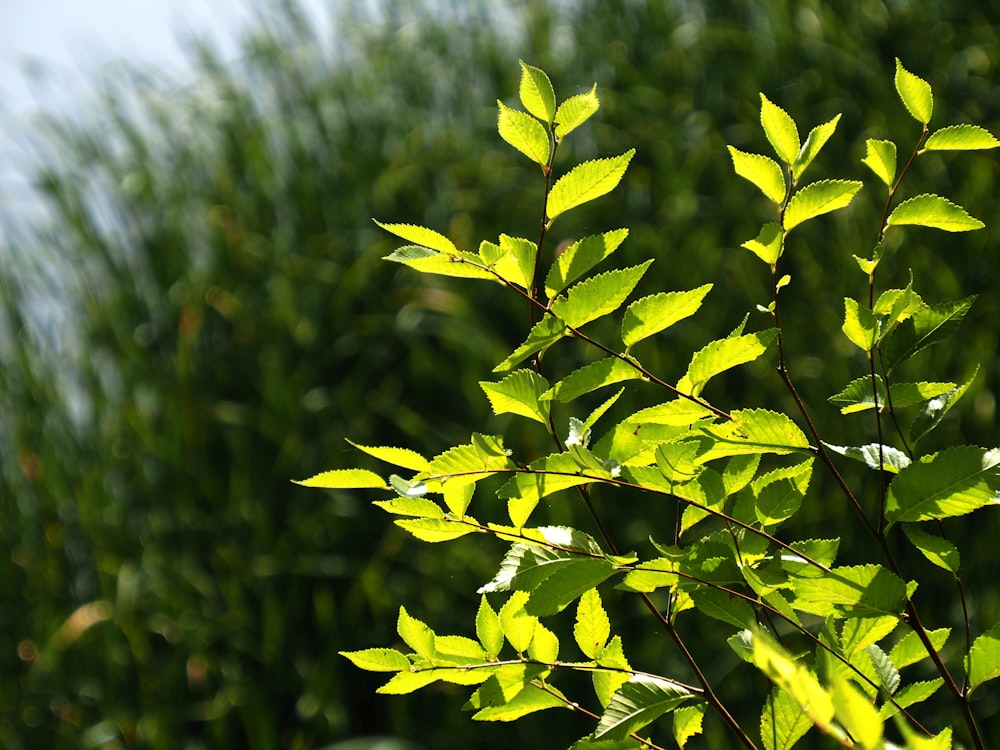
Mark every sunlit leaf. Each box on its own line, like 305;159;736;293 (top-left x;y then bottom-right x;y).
625;399;714;427
862;139;897;186
877;679;943;718
551;261;653;329
545;357;642;403
373;495;443;517
760;93;800;165
395;517;477;542
894;58;933;124
594;675;695;740
967;622;1000;695
548;150;635;220
793;114;841;180
889;628;950;670
575;588;611;659
476;596;504;659
527;622;560;662
518;60;556;124
882;297;976;373
384;245;496;280
866;643;900;695
346;441;430;472
500;452;614;527
375;220;457;254
594;635;631;708
676;329;777;397
397;606;436;661
673;703;706;749
294;468;386;489
498;591;537;653
727;146;786;204
760;686;812;750
831;675;883;749
902;524;960;572
741;222;783;265
887;194;984;232
924;123;1000;151
828;376;955;415
790;564;907;618
749;629;834;727
494;315;567;372
340;647;410;672
498;100;551;167
481;369;551;424
555;83;600;138
545;229;629;298
622;284;713;347
885;446;1000;526
841;297;877;352
824;442;911;473
909;368;978;445
376;670;446;695
784;180;863;232
694;408;809;462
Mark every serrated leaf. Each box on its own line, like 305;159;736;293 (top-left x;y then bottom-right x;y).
472;682;567;721
479;528;605;594
545;229;629;298
760;686;812;750
594;675;694;740
885;446;1000;527
784;179;863;232
384;245;496;280
575;588;611;659
547;150;635;221
755;478;805;527
500;453;615;528
790;564;907;618
673;703;706;749
376;670;445;695
373;495;443;517
626;399;714;427
862;139;897;186
690;588;757;629
694;408;809;462
793;113;841;180
568;738;641;750
750;629;834;727
966;622;1000;695
340;648;411;672
476;596;504;659
293;468;386;489
498;591;537;653
824;443;911;473
622;284;713;347
828;376;955;415
545;357;642;404
425;434;514;490
481;369;551;424
527;622;560;662
555;83;600;138
841;616;899;658
887;194;983;232
841;297;877;352
346;441;430;472
924;123;1000;151
760;93;800;165
742;222;784;265
909;368;978;445
493;234;537;289
397;606;436;661
728;146;786;204
551;261;653;329
518;60;556;124
443;482;474;517
902;524;960;572
594;635;631;708
676;329;777;397
395;517;476;542
832;675;883;749
494;314;567;372
895;58;933;124
890;628;949;670
882;297;976;373
877;679;943;718
867;644;901;695
375;220;457;254
526;559;615;616
617;557;679;593
498;100;551;167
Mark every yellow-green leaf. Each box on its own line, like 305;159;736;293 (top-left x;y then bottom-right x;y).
498;100;551;167
293;468;386;489
547;150;635;221
375;220;457;254
676;329;777;398
966;622;1000;695
741;222;783;265
887;194;984;232
555;84;600;138
902;524;960;572
481;369;551;424
862;138;897;186
574;588;611;659
842;297;877;352
783;179;863;231
340;647;410;672
894;58;933;124
728;146;786;205
793;113;841;180
544;229;629;298
518;60;556;124
476;596;504;659
924;124;1000;151
760;93;800;165
346;441;430;472
622;284;713;347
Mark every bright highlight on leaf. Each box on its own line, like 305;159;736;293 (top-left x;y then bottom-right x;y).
497;100;551;167
621;284;712;348
555;83;600;138
727;146;786;204
547;150;635;221
924;124;1000;151
545;229;629;298
480;369;551;424
862;138;897;186
518;60;556;125
966;622;1000;695
885;446;1000;526
293;468;386;489
895;58;933;124
375;220;458;254
760;93;800;165
887;194;984;232
783;179;863;231
742;222;783;265
793;113;841;180
594;675;695;740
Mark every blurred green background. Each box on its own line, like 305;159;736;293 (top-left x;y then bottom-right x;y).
2;1;999;748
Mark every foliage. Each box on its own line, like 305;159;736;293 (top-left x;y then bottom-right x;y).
303;57;1000;749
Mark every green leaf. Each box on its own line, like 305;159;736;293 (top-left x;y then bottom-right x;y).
887;194;984;232
594;635;631;708
894;58;933;124
909;368;978;445
545;357;642;403
621;284;713;347
471;682;567;721
783;180;863;232
476;596;504;659
882;297;976;373
443;482;474;517
626;399;714;427
690;588;757;630
435;634;487;666
924;123;1000;151
594;675;695;741
497;100;551;167
966;622;1000;695
373;495;443;517
494;315;567;372
551;261;653;329
575;588;611;659
742;222;784;265
498;591;537;653
568;738;642;750
481;369;551;424
885;446;1000;527
694;408;809;462
841;297;877;352
527;622;560;662
500;453;615;527
828;376;955;415
518;60;556;124
755;477;805;528
862;139;897;186
728;146;786;204
346;441;430;472
545;229;629;298
750;629;834;728
831;675;883;749
425;434;514;491
491;234;537;289
527;559;616;616
547;150;635;221
395;517;476;542
890;628;949;670
760;93;800;165
397;606;436;661
790;564;907;618
760;686;812;750
375;220;457;254
902;524;960;572
673;703;706;749
340;647;410;672
877;679;943;718
376;670;446;695
866;643;901;695
293;468;386;489
618;557;679;593
555;83;600;138
676;329;777;397
793;114;841;180
823;443;911;474
479;527;605;593
384;245;496;280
